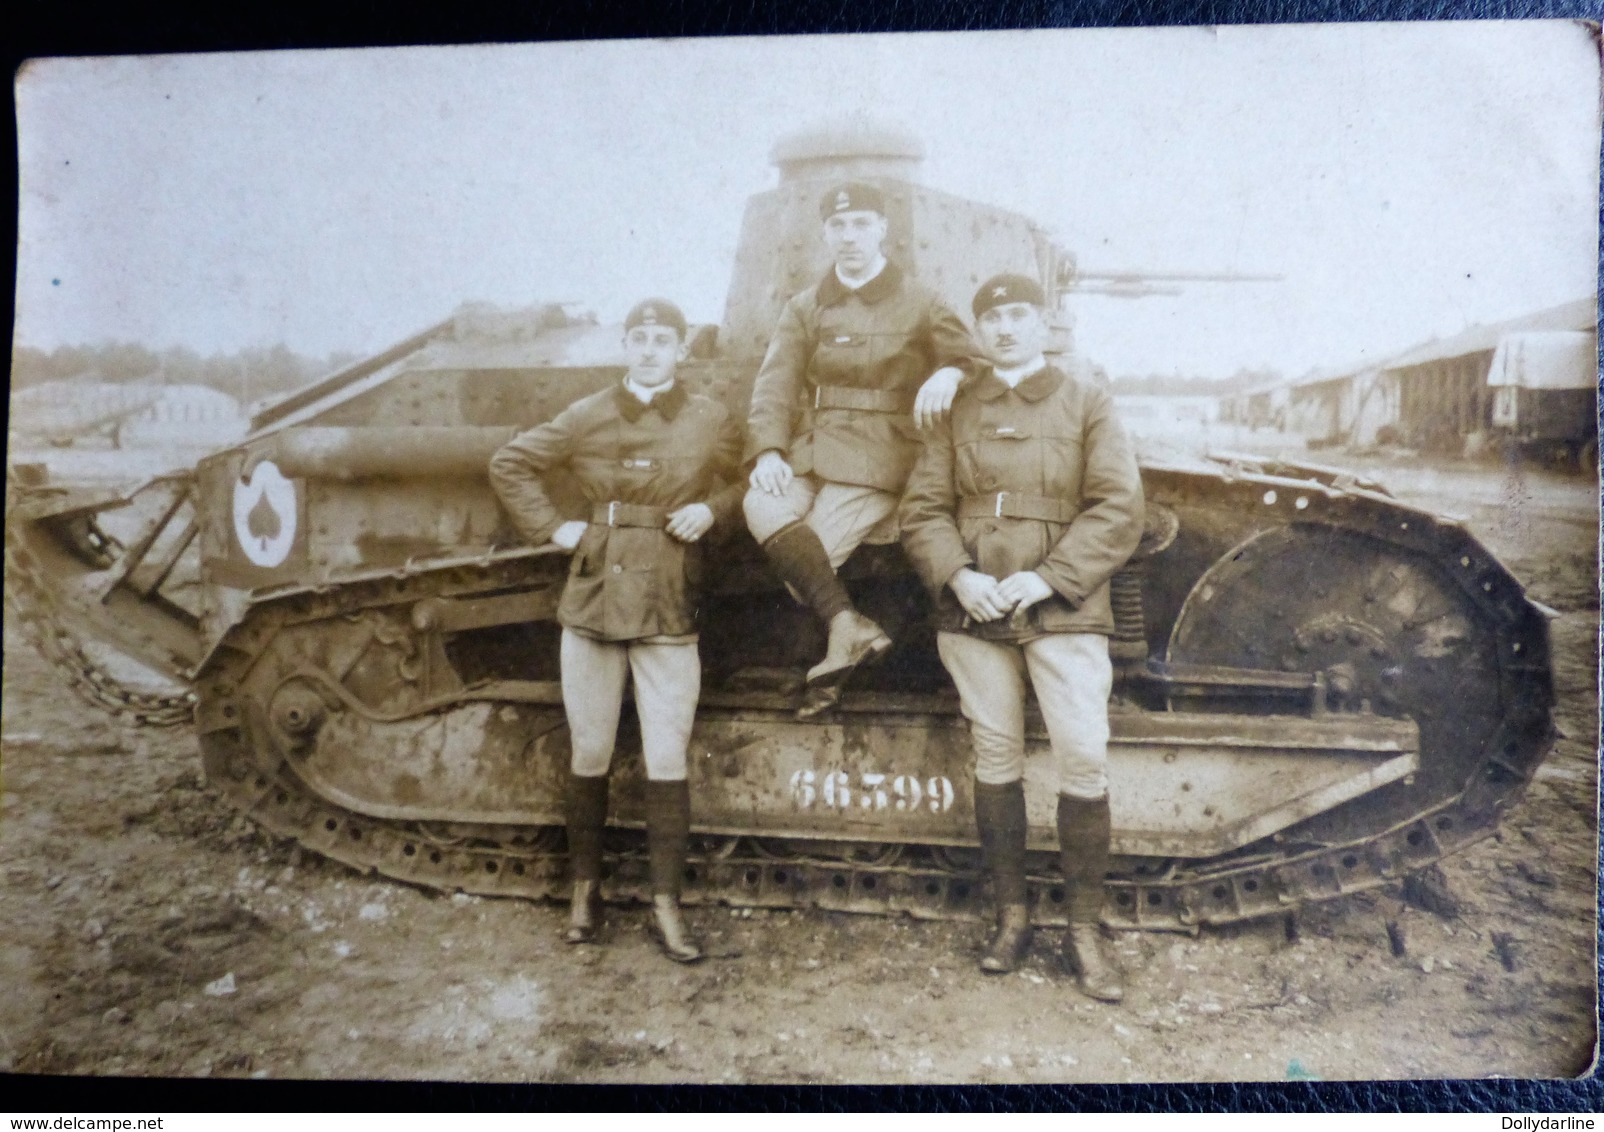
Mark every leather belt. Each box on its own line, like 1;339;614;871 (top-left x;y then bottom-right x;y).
591;501;671;528
812;384;907;413
958;492;1079;523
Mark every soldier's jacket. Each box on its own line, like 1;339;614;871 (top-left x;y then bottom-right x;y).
743;263;981;493
898;363;1145;640
489;381;744;642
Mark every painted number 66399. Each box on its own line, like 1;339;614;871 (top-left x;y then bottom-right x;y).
788;770;955;815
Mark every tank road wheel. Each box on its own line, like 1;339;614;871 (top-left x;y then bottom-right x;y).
1165;525;1512;843
506;826;564;853
690;835;743;860
749;838;802;860
824;841;905;866
931;845;981;872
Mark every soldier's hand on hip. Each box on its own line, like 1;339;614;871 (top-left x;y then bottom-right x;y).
913;366;965;430
666;502;715;543
950;567;1012;622
550;520;589;551
997;571;1054;610
749;450;794;496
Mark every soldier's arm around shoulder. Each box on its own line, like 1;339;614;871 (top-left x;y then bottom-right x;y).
488;402;583;547
743;295;814;464
924;293;983;379
898;410;974;595
1036;386;1145;606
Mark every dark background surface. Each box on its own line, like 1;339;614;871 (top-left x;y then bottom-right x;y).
4;0;1601;1112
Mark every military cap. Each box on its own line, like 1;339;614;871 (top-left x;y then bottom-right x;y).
819;181;886;220
623;298;688;337
972;273;1047;318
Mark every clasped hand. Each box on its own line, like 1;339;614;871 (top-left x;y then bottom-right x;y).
949;568;1054;622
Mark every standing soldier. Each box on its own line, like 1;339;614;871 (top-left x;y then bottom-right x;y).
899;275;1144;1001
490;299;743;964
744;181;982;718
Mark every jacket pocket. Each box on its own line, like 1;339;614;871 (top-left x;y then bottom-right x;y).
812;334;870;383
1042;434;1085;501
957;429;1032;494
652;537;696;629
570;524;605;578
682;540;705;589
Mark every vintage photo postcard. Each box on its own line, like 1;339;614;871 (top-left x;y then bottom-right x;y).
4;21;1598;1085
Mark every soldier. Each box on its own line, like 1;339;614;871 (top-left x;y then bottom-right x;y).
489;299;743;964
899;274;1144;1001
744;181;982;718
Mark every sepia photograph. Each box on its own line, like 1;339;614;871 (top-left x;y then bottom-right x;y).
3;20;1599;1087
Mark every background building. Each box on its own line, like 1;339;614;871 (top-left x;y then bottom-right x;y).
1220;297;1597;465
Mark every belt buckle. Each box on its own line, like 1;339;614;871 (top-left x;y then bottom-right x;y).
995;492;1006;518
607;501;619;527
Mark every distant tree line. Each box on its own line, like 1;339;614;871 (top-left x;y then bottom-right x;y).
10;342;361;405
12;341;1288;406
1110;367;1283;398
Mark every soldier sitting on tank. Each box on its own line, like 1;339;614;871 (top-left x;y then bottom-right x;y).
899;274;1144;1001
489;298;743;964
744;180;983;719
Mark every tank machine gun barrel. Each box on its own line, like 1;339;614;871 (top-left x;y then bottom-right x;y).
5;121;1555;934
1067;269;1285;301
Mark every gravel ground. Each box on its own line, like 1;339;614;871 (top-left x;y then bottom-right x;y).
1;452;1596;1085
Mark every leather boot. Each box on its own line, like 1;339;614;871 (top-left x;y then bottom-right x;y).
564;773;609;944
1057;794;1122;1001
797;610;893;719
760;523;890;719
974;780;1032;974
646;779;702;963
806;609;893;687
1061;922;1124;1003
982;905;1034;975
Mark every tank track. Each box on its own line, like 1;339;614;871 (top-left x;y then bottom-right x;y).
192;459;1556;933
202;741;1522;933
4;493;197;728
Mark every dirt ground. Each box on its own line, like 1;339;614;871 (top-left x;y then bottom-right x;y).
1;451;1597;1086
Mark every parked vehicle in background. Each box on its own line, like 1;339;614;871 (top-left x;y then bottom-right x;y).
1487;330;1599;473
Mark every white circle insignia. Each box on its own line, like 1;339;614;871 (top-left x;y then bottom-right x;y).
233;460;297;568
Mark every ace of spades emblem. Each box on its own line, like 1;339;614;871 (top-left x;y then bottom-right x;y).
232;460;299;568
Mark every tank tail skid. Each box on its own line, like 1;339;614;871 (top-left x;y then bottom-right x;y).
5;467;199;726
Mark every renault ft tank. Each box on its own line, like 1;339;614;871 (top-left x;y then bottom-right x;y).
6;122;1556;932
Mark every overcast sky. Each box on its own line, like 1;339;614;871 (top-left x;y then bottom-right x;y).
14;21;1600;379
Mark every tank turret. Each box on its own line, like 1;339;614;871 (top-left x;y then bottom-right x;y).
721;117;1078;366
